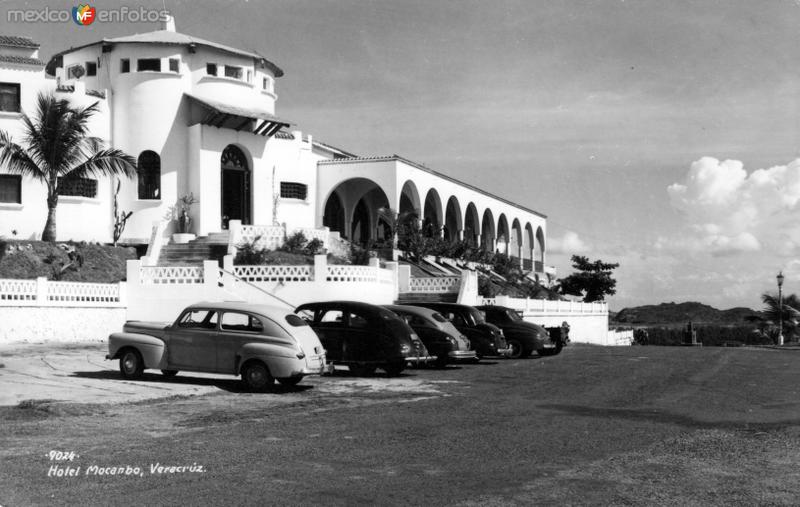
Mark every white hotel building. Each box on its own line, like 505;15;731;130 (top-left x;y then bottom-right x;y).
0;20;550;273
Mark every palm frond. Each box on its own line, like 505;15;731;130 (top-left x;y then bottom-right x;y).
0;131;45;182
67;148;137;180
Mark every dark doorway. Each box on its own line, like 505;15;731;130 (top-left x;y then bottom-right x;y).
220;145;250;229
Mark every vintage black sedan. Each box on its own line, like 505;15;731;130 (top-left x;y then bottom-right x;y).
476;305;559;358
384;305;476;366
406;302;510;358
295;301;432;376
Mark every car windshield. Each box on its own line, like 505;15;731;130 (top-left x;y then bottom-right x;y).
505;309;522;321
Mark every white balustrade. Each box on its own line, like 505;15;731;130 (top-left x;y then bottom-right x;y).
478;295;608;315
47;281;122;303
408;276;461;293
0;278;124;307
139;266;204;285
326;264;379;283
232;265;313;283
0;279;37;301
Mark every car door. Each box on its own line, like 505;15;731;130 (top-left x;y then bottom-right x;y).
167;308;218;371
216;311;266;374
341;309;378;362
310;307;346;362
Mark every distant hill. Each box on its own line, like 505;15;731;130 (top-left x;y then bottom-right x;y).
613;302;763;325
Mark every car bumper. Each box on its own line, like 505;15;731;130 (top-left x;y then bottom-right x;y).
496;347;513;357
449;350;477;360
405;355;435;364
299;363;334;375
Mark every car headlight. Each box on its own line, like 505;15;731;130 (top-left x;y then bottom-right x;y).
446;336;456;345
400;344;411;354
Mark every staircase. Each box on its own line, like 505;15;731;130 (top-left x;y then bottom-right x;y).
158;232;230;266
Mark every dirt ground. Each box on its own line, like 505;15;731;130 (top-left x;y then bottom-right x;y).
2;344;800;505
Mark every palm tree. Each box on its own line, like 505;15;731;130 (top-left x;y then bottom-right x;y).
761;292;800;341
0;93;136;241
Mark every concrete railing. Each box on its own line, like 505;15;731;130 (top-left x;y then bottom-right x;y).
480;295;607;314
408;276;461;293
0;277;126;307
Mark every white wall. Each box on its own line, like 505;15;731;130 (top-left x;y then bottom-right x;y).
0;307;126;343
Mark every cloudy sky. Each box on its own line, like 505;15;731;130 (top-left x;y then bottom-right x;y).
5;0;800;310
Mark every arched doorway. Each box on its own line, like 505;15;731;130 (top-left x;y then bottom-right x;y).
323;192;345;233
445;196;462;242
221;145;250;228
352;198;371;244
464;203;480;246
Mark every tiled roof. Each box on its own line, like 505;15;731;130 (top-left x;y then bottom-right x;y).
319;155;547;219
0;35;39;49
0;54;43;66
46;30;282;77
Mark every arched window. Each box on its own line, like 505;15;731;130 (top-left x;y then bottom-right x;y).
137;150;160;200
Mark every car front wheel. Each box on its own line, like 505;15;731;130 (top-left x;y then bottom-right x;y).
242;361;274;391
384;362;405;377
506;339;524;359
119;349;144;379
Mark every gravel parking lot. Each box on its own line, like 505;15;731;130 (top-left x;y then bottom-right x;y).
2;344;800;505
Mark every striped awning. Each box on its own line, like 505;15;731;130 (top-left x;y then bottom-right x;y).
185;93;291;137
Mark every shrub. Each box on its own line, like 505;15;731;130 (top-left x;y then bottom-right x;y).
635;325;773;346
349;243;371;265
303;238;324;256
282;231;308;254
234;235;268;265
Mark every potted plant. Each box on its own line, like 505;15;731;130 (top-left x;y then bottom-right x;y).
172;193;199;244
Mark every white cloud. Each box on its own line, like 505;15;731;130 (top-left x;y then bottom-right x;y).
548;230;590;254
665;157;800;256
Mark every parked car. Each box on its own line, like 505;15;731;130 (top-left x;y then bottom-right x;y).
107;302;331;390
295;301;433;376
384;304;477;366
406;302;510;358
475;305;560;358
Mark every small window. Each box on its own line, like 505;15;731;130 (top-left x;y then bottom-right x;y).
169;58;179;73
0;174;21;203
86;62;97;76
280;182;307;200
0;83;20;113
206;63;217;76
319;310;345;323
262;76;273;92
348;312;369;329
224;65;242;80
67;65;85;79
221;312;263;333
246;69;252;83
120;59;130;73
178;309;218;329
57;177;97;198
137;150;160;200
137;58;161;72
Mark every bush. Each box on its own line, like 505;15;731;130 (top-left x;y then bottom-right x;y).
349;243;371;266
234;235;268;265
282;231;308;254
303;238;324;256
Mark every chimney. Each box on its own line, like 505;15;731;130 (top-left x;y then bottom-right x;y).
162;14;176;32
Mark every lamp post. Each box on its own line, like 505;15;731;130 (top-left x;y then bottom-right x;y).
777;271;785;346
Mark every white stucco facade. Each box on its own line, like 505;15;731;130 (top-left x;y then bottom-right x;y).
0;22;550;270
